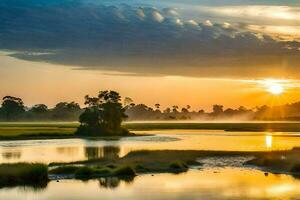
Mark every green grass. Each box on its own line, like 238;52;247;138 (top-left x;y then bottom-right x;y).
0;121;300;140
111;165;136;177
169;161;188;172
124;122;300;132
50;165;136;179
0;163;48;188
245;148;300;174
48;166;79;174
0;122;78;139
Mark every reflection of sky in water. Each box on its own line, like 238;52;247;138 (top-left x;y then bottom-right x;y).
1;130;300;163
2;168;300;199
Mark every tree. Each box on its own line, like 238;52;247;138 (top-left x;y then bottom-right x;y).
76;90;129;136
30;104;48;113
52;102;81;120
0;96;25;120
198;109;205;114
212;104;223;115
172;105;179;113
155;103;160;111
67;102;81;112
181;108;189;113
124;97;134;106
164;107;171;114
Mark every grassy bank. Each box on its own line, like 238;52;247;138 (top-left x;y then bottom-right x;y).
0;121;300;140
124;122;300;132
245;148;300;175
50;165;137;179
50;149;287;177
0;122;77;139
0;163;48;188
1;149;299;187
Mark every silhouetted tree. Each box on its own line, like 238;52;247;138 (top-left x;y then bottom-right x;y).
124;97;134;107
164;107;171;114
125;104;155;120
155;103;160;111
52;101;81;120
181;107;189;113
0;96;25;120
198;109;205;114
30;104;48;113
76;90;129;136
212;104;224;115
172;105;179;113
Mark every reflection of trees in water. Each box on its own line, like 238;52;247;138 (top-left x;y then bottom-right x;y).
23;182;48;191
292;174;300;180
56;147;79;155
98;176;135;189
6;182;48;191
84;146;120;160
2;150;21;160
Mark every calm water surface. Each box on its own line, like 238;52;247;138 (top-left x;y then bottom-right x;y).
2;168;300;200
1;130;300;163
2;130;300;199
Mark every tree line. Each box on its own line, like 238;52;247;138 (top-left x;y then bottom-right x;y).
1;95;300;122
0;96;81;121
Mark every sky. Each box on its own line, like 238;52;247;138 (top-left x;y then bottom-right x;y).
1;0;300;110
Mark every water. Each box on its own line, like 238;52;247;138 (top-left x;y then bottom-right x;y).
1;130;300;163
2;130;300;199
1;168;300;200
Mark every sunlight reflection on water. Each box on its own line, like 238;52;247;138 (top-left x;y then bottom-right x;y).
0;130;300;163
1;168;300;200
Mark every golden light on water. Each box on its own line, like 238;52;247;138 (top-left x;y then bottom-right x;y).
265;135;273;148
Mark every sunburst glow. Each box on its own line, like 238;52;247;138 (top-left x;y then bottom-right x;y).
261;79;285;95
268;83;284;95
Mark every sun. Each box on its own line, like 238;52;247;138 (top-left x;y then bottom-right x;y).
258;79;286;95
267;82;284;95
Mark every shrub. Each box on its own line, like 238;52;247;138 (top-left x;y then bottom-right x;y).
169;161;188;171
290;163;300;173
0;163;48;187
94;167;111;175
112;165;136;177
75;167;94;178
49;166;79;174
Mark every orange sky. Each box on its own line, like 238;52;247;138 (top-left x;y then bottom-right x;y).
1;53;300;111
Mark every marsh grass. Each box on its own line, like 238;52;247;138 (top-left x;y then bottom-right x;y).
50;165;136;179
290;164;300;173
245;148;300;174
49;166;79;174
124;122;300;132
169;161;188;172
112;165;136;176
0;163;48;188
0;122;300;140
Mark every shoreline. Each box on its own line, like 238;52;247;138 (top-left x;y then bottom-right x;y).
1;149;300;188
1;121;300;141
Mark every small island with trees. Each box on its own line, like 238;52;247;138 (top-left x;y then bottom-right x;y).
76;90;131;137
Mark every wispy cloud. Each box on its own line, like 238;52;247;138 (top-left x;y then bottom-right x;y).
198;6;300;24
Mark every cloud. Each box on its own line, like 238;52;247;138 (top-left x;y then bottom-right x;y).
151;10;165;22
1;0;300;78
202;6;300;23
